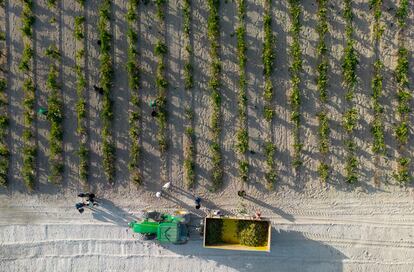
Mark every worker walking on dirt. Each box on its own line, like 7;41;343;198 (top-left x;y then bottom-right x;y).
77;192;98;210
150;99;158;117
155;191;162;198
195;196;201;209
75;202;85;214
38;107;48;116
93;85;104;95
237;190;246;198
162;182;171;191
213;210;222;217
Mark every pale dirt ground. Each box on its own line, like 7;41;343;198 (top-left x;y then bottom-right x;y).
1;0;414;271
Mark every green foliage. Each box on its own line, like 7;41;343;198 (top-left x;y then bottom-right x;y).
45;44;60;60
234;0;249;182
22;144;36;191
21;1;35;38
315;0;330;181
74;6;89;184
151;0;169;154
155;0;167;20
318;162;329;182
98;0;115;183
264;141;277;188
0;40;9;186
395;121;408;145
239;159;248;182
238;220;269;247
47;0;57;9
394;157;411;184
341;1;360;183
182;0;196;188
394;47;410;144
126;0;141;185
205;219;223;245
19;0;37;190
342;42;358;99
342;107;358;133
75;0;85;7
370;0;384;42
262;4;274;122
18;45;33;72
207;0;222;190
396;0;408;27
318;112;329;154
288;0;302;169
370;60;385;154
22;78;36;190
74;16;85;40
155;41;167;56
345;153;358;184
46;52;64;183
184;126;195;188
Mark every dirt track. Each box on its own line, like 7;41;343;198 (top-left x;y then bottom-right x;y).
0;0;414;271
1;195;414;272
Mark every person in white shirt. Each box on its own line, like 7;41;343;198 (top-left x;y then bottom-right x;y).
162;182;171;190
155;191;162;198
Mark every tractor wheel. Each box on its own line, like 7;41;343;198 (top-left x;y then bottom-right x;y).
143;233;157;240
143;211;163;222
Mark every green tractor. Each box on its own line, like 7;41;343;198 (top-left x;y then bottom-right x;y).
128;210;191;244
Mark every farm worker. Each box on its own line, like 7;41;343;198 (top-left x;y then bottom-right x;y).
162;182;171;190
237;190;246;198
213;210;222;217
195;196;201;209
75;202;85;214
93;85;104;95
155;191;162;198
254;211;262;220
150;99;158;117
38;107;48;116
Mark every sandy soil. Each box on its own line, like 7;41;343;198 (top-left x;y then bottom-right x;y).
1;0;414;271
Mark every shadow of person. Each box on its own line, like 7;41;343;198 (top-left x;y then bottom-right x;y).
161;228;346;272
90;198;136;227
242;195;295;222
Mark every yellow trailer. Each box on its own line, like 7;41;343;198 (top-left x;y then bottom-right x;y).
203;217;271;252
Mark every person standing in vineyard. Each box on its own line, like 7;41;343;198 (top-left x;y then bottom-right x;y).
150;99;158;117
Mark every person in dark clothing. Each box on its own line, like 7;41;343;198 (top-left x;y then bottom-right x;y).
77;193;98;210
195;196;201;209
97;39;101;46
150;99;158;117
38;107;48;116
237;190;246;198
93;85;104;95
76;202;85;214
